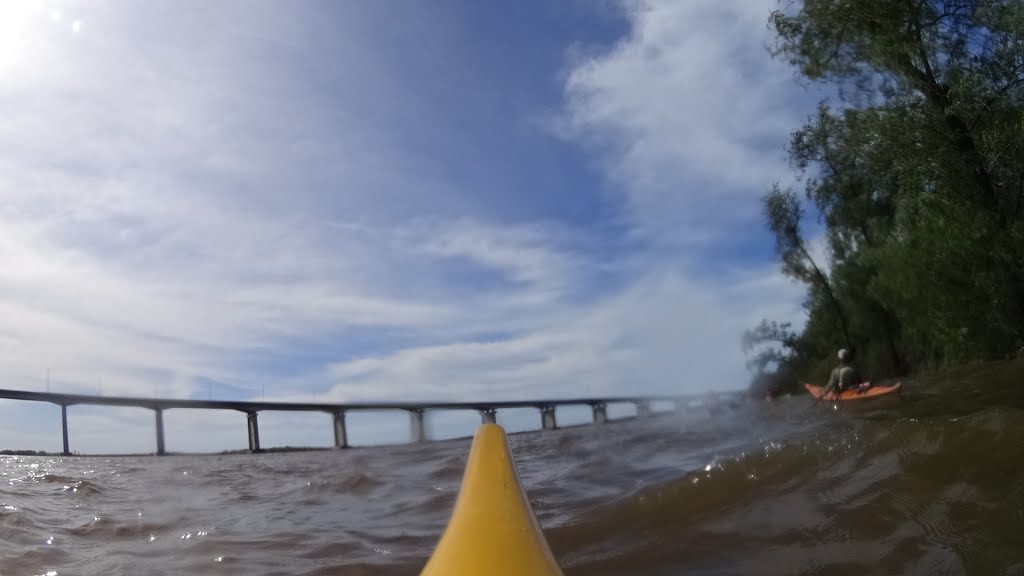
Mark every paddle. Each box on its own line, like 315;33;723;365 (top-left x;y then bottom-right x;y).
805;382;836;411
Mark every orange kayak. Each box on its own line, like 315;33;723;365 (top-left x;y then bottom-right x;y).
804;381;902;401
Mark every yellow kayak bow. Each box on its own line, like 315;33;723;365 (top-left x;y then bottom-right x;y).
420;423;566;576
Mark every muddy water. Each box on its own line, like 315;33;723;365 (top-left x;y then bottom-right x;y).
2;361;1023;575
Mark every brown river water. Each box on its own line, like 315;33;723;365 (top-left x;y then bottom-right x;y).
2;361;1024;575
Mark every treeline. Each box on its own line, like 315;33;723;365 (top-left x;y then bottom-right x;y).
744;0;1024;397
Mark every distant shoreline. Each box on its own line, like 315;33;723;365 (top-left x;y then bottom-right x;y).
0;449;51;456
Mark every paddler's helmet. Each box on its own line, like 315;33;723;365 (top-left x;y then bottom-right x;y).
838;349;850;361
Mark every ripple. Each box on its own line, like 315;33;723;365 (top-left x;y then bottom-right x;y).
0;385;1021;574
305;472;384;496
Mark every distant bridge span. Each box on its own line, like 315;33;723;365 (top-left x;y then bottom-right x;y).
0;387;742;455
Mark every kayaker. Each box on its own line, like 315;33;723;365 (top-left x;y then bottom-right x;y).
821;349;866;398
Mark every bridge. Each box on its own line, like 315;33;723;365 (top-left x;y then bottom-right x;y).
0;388;741;455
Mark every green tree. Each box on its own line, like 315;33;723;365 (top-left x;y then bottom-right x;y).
745;0;1024;393
763;185;851;348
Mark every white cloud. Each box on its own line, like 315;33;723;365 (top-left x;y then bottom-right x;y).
316;263;804;403
411;218;583;301
558;0;817;243
0;0;816;452
0;208;455;398
0;2;462;401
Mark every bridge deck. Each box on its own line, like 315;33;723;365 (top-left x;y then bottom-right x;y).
0;388;702;412
0;387;743;456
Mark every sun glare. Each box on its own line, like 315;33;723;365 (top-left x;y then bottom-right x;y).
0;4;38;73
0;3;86;75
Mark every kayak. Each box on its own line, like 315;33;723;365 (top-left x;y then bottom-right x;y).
804;381;902;401
420;423;565;576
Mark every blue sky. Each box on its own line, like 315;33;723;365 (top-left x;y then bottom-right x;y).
0;0;828;453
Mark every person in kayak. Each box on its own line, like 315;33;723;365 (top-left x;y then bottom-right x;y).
821;349;867;398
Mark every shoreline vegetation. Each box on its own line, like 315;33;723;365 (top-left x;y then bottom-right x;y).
744;0;1024;398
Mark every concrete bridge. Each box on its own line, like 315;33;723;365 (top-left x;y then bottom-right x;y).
0;388;740;455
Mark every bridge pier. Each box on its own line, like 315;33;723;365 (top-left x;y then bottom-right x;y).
479;408;497;424
61;405;70;456
635;400;652;418
540;405;557;430
591;402;607;425
409;409;427;442
151;407;165;453
247;412;261;453
333;411;348;449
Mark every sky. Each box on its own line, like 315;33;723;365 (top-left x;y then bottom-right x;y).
0;0;828;454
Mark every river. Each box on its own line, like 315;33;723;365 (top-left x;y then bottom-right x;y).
2;360;1023;575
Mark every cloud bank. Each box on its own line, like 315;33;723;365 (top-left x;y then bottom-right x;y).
0;0;815;452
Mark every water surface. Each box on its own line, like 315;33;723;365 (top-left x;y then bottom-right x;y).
3;364;1024;575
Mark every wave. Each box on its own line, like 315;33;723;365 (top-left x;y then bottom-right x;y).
544;404;1024;574
2;374;1024;575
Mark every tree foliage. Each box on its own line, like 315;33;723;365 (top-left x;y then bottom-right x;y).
745;0;1024;395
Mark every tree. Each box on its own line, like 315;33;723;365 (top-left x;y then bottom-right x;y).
769;0;1024;314
744;0;1024;393
741;320;801;397
763;185;852;348
769;0;1024;219
742;319;800;372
